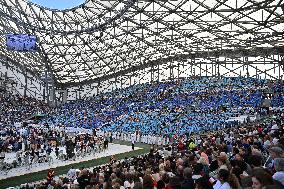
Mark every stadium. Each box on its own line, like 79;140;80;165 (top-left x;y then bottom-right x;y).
0;0;284;188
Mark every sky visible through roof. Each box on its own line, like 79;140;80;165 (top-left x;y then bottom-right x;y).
29;0;85;10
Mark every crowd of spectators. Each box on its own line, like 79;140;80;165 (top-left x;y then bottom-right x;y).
41;77;275;135
18;109;284;189
0;76;284;189
1;77;280;135
0;90;50;124
0;125;110;170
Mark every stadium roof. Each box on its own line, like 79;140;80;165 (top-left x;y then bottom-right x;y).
0;0;284;87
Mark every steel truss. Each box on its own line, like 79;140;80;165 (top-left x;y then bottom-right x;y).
66;54;284;99
0;0;284;99
0;59;45;99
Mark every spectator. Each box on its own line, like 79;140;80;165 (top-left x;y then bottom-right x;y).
46;168;55;184
143;175;155;189
241;176;252;189
214;169;240;189
181;167;194;189
169;176;181;189
196;177;213;189
251;169;274;189
272;158;284;186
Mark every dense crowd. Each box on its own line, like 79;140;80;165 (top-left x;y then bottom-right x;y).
0;90;50;124
0;125;112;171
1;77;283;135
18;109;284;189
41;77;276;135
0;76;284;189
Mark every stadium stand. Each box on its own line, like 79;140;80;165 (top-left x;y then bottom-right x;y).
41;77;267;135
1;0;284;188
0;77;283;189
12;109;284;189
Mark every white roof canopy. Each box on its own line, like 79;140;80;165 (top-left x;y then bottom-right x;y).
0;0;283;86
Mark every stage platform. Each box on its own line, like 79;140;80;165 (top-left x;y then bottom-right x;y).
0;143;141;180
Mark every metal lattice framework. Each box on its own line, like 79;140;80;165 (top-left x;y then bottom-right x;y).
0;0;284;89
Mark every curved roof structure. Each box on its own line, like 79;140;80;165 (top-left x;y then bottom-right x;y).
0;0;284;87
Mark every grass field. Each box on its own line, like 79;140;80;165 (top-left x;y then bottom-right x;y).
0;141;151;188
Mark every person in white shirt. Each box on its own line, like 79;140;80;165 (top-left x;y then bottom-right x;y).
270;123;278;134
263;138;271;150
213;169;232;189
272;158;284;186
272;137;279;145
151;135;154;145
157;136;162;146
67;167;78;182
147;135;150;144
